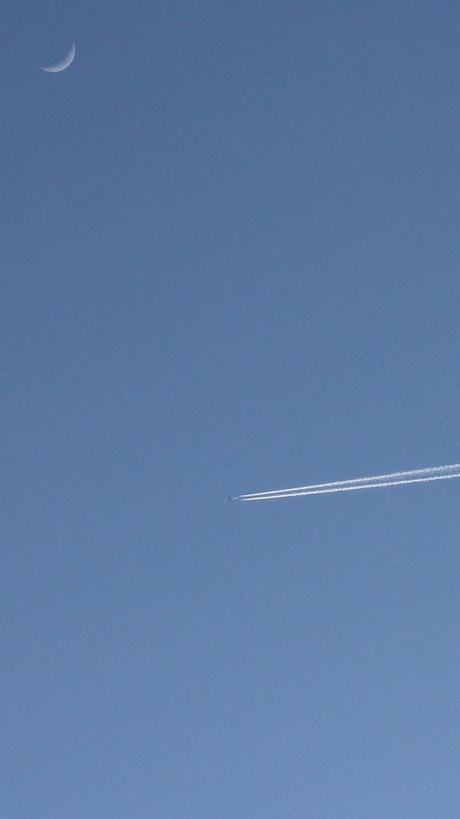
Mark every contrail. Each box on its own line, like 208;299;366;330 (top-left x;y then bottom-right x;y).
238;463;460;499
237;471;460;501
235;463;460;502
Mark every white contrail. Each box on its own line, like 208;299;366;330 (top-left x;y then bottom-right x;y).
237;463;460;500
237;470;460;501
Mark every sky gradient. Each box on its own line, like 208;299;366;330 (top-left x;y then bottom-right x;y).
2;2;460;816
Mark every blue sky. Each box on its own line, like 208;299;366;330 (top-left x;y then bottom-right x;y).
2;1;460;816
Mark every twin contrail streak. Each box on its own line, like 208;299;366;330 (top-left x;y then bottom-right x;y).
235;463;460;502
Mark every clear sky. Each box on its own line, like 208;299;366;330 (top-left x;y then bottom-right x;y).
3;1;460;816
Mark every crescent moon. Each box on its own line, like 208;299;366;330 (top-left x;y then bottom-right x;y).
41;42;76;73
